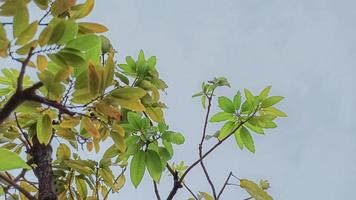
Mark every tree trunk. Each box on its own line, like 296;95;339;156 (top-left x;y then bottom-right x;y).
32;136;57;200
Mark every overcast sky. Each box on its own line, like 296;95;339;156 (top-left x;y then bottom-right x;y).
82;0;356;199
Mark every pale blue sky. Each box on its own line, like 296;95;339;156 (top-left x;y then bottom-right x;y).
85;0;356;199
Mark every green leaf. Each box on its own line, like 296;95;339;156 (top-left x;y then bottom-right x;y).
258;85;272;101
233;91;242;111
201;95;206;109
146;106;164;123
57;20;78;45
262;107;287;117
209;112;233;123
240;126;255;153
0;187;3;196
261;96;284;108
16;21;38;45
56;143;71;161
111;87;147;100
145;150;162;182
244;122;264;134
218;121;235;140
75;176;88;198
218;96;235;113
240;179;273;200
234;129;244;150
13;6;29;37
127;112;142;130
0;148;30;171
130;150;146;188
36;114;52;145
162;131;185;145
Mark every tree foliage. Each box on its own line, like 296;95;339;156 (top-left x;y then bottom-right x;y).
0;1;286;200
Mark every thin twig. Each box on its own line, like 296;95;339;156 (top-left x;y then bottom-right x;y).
0;174;36;200
198;93;217;199
182;182;198;200
217;172;233;199
16;47;34;92
103;167;127;200
167;109;259;200
153;180;161;200
14;112;32;150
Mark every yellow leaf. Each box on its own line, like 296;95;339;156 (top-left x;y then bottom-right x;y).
36;55;48;71
95;101;121;120
16;21;38;45
13;6;29;37
145;106;164;123
113;174;126;192
60;116;80;128
111;87;147;100
0;39;9;58
112;124;125;137
54;67;73;82
88;62;100;98
16;40;38;55
240;179;273;200
52;0;76;16
199;192;214;200
56;143;71;161
103;53;115;88
82;117;100;139
36;114;52;145
78;22;108;33
69;0;94;19
110;131;126;152
116;99;145;112
38;25;53;46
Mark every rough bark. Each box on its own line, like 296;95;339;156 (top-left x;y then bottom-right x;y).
31;136;57;200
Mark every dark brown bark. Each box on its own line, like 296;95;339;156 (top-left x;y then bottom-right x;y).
31;136;57;200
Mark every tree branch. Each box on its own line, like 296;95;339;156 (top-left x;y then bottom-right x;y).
28;94;75;116
217;172;233;199
0;173;36;200
167;108;259;200
198;94;217;199
17;47;34;92
182;182;198;200
153;180;161;200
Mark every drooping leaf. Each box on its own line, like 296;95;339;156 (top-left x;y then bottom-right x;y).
36;114;53;145
75;176;88;198
145;150;162;182
240;126;255;153
234;128;244;150
130;150;145;188
240;179;273;200
0;148;30;171
145;106;164;123
218;121;235;140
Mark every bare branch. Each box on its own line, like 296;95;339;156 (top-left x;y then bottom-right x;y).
153;180;161;200
217;172;233;199
0;173;36;200
198;94;217;199
182;182;198;200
